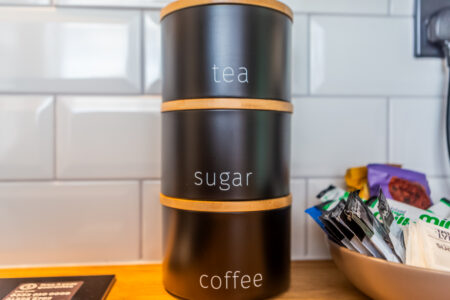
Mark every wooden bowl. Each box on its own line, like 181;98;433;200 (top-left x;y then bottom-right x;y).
329;241;450;300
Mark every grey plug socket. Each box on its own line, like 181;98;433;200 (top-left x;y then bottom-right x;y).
428;9;450;43
415;0;450;58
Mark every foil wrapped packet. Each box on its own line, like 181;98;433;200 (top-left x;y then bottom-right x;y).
306;184;450;270
342;191;403;262
306;189;405;262
318;185;450;230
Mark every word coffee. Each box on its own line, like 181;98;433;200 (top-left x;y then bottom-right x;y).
200;271;263;290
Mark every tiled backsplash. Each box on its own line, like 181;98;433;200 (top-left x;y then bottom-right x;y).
0;0;448;266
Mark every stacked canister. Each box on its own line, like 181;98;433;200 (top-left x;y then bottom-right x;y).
160;1;293;299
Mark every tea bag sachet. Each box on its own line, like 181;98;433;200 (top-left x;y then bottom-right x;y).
317;186;450;230
377;189;406;263
405;220;450;272
343;191;401;262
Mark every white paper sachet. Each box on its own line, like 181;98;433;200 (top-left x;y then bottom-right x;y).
428;198;450;219
404;223;426;267
404;220;450;272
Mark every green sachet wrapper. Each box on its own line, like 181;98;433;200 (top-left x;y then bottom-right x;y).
318;186;450;230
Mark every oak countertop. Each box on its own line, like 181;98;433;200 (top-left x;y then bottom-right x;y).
0;261;368;299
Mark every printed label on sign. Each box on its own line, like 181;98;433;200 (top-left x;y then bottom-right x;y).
3;281;83;300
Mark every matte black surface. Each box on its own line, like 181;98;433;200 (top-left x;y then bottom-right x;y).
161;4;292;101
162;109;291;200
0;275;115;300
162;206;291;300
415;0;450;57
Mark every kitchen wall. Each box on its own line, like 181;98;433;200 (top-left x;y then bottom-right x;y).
0;0;449;267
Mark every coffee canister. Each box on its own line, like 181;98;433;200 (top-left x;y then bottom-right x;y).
160;1;293;299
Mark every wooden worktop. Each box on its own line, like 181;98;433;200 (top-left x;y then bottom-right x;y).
0;261;368;299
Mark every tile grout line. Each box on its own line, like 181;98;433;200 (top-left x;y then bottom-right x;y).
11;175;450;183
0;6;414;17
290;175;346;180
139;180;143;260
306;13;311;96
386;97;391;163
0;91;441;98
305;12;411;18
292;94;444;99
0;176;448;184
49;4;165;10
303;178;309;258
0;92;153;96
0;179;162;183
53;95;58;180
140;10;146;95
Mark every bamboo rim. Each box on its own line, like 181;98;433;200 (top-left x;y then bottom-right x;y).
160;194;292;212
160;0;293;20
161;98;293;113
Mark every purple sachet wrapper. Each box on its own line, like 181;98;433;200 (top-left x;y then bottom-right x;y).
367;164;432;210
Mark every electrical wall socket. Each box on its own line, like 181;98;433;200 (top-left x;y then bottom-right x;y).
415;0;450;57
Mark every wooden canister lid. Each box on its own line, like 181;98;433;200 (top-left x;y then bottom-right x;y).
161;98;294;113
160;194;292;212
160;0;293;20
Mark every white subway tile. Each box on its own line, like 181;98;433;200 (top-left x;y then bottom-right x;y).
145;11;162;94
0;0;50;5
428;177;450;202
427;177;450;203
291;179;307;260
0;181;140;266
57;96;161;179
292;14;308;96
283;0;388;14
390;97;450;176
0;96;53;180
55;0;169;8
291;97;388;177
306;178;346;259
390;0;414;16
0;8;141;94
310;16;444;96
142;181;162;261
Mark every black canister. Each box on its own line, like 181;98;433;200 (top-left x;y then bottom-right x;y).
162;108;291;200
160;1;293;299
162;205;291;300
161;1;292;102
